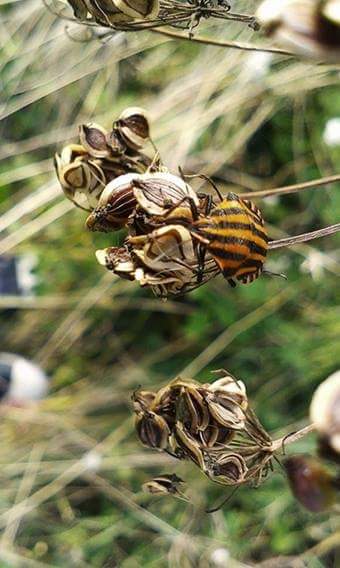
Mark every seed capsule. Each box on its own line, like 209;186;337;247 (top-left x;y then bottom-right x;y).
210;453;248;485
174;421;206;470
96;246;135;280
310;370;340;455
79;123;111;159
257;0;340;61
67;0;88;19
284;455;337;512
135;410;170;449
204;390;246;430
113;0;159;21
142;474;186;497
175;386;210;434
85;0;134;24
116;107;150;150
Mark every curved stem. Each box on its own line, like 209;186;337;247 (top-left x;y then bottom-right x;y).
269;223;340;249
271;423;316;453
151;28;295;56
241;173;340;199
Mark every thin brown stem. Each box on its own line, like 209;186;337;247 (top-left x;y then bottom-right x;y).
241;172;340;199
151;28;295;56
271;423;316;453
269;223;340;250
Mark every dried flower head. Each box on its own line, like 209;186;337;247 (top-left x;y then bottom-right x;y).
310;370;340;456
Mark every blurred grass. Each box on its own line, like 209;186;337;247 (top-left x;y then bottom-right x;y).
0;1;340;566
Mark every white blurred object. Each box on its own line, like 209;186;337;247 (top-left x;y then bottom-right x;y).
0;353;49;403
323;118;340;146
0;254;38;297
300;250;338;281
210;547;230;567
310;370;340;454
81;451;103;472
243;52;272;80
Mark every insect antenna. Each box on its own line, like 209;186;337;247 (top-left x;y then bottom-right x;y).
179;168;224;202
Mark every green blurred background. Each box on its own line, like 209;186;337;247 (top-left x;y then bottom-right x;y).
0;1;339;566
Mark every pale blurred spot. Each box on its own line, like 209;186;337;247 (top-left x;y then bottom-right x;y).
323;118;340;146
81;450;103;472
210;547;230;567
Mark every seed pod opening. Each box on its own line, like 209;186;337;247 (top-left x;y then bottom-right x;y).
113;0;159;21
135;411;170;449
116;107;150;150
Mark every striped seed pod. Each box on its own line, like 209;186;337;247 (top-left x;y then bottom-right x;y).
191;192;268;286
86;173;140;231
142;474;186;498
135;410;170;449
85;0;134;24
209;453;248;485
79;123;112;159
175;385;210;434
173;421;206;471
54;144;106;211
115;107;150;151
112;0;159;20
257;0;340;60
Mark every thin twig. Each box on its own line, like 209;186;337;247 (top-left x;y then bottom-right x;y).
151;28;295;56
269;223;340;250
271;423;316;453
241;172;340;199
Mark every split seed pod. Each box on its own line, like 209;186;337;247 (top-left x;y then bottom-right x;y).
174;421;206;470
284;455;337;512
116;107;150;150
257;0;340;61
204;390;246;430
79;123;111;159
85;0;134;24
96;246;135;280
175;386;210;434
135;410;170;449
210;453;248;485
310;370;340;455
142;474;186;498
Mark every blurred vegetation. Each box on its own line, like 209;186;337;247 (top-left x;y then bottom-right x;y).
0;1;339;566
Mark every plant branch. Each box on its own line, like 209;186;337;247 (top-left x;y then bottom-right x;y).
241;172;340;199
151;28;295;56
269;223;340;249
271;423;316;453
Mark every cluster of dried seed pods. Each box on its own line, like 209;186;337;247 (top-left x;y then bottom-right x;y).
257;0;340;61
51;0;259;34
133;371;276;487
54;107;152;211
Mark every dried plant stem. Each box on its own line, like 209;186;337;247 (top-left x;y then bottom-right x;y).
269;223;340;249
270;423;316;453
151;28;295;56
241;172;340;199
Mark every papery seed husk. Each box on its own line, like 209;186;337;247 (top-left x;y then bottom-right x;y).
105;129;127;155
212;453;248;484
86;0;134;24
79;123;110;158
176;387;210;434
142;474;184;496
132;172;199;216
135;411;170;449
95;246;135;280
116;107;150;150
174;421;206;470
205;392;246;430
113;0;159;20
67;0;88;19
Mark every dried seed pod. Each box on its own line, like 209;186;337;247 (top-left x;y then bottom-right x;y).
256;0;340;61
132;172;199;217
199;422;234;449
209;453;248;485
105;128;127;156
209;374;248;411
79;123;111;159
135;410;170;449
284;455;337;512
96;246;135;280
132;389;156;412
310;370;340;455
204;390;246;430
175;386;210;434
174;421;206;470
86;173;140;231
85;0;134;24
54;145;106;211
113;0;159;20
142;474;186;497
116;107;150;150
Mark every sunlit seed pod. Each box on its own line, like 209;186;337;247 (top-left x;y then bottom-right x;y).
85;0;134;24
86;173;141;231
142;474;185;497
209;375;248;411
66;0;88;19
135;411;170;449
95;246;135;280
174;421;206;470
310;370;340;455
284;455;337;512
79;123;111;159
204;391;246;430
116;107;150;150
132;172;199;217
132;389;156;412
210;453;248;485
256;0;340;61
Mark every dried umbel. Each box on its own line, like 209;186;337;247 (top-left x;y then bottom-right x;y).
133;370;276;488
310;370;340;456
257;0;340;61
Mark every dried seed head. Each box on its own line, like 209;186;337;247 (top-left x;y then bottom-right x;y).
135;411;170;449
310;370;340;454
116;107;150;150
204;391;246;430
79;123;111;159
86;173;140;231
210;453;248;485
284;455;337;512
256;0;340;61
95;246;135;280
209;374;248;411
142;474;185;497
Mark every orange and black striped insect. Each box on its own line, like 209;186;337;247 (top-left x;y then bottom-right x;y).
191;191;269;287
